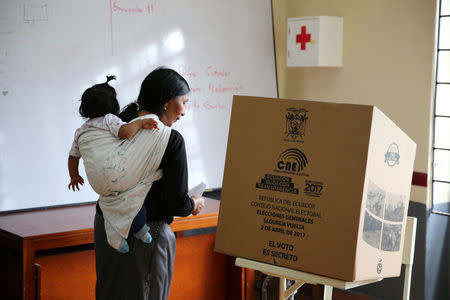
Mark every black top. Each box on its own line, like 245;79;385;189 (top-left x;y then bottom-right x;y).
97;129;195;224
145;129;195;223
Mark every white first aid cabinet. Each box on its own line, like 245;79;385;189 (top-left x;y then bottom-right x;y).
287;16;344;67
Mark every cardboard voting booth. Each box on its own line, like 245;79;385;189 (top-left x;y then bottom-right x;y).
215;96;416;281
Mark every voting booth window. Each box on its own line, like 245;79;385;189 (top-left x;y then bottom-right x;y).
432;0;450;216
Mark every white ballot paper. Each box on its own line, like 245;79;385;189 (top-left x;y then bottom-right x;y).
188;182;207;197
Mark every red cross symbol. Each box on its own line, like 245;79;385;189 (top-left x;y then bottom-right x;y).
296;26;311;50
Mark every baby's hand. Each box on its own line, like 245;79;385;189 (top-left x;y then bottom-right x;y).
143;119;159;130
68;176;84;191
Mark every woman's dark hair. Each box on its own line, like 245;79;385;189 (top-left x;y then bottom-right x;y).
119;67;190;122
79;76;120;119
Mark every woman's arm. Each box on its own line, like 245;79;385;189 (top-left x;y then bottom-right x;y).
161;130;195;216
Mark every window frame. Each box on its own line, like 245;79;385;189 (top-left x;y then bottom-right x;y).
432;0;450;216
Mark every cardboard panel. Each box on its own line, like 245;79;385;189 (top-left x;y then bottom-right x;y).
355;107;417;280
215;96;416;281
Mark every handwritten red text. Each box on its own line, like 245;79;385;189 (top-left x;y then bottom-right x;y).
208;83;243;93
179;64;198;78
203;101;225;110
206;66;230;77
185;100;226;110
113;1;154;15
186;101;201;110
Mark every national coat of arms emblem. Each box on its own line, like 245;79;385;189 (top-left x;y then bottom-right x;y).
285;108;308;140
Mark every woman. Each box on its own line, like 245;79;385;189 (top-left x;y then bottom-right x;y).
94;67;204;300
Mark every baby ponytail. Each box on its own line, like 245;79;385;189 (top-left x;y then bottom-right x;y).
106;75;116;83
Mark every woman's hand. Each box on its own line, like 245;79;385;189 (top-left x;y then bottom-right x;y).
192;196;205;215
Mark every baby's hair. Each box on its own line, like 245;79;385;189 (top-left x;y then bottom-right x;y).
79;75;120;119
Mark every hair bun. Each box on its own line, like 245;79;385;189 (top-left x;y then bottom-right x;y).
106;75;116;83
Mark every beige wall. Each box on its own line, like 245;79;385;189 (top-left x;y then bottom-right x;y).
272;0;437;205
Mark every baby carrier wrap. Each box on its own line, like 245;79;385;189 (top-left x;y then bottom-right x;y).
78;115;171;249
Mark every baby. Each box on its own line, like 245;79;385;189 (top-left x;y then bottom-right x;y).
68;76;157;253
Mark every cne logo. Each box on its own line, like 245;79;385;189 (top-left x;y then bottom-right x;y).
276;148;308;174
285;108;308;140
384;143;400;167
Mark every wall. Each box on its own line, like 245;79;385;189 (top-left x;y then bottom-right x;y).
272;1;448;300
272;0;436;207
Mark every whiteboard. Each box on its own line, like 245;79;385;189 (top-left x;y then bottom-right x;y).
0;0;277;211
